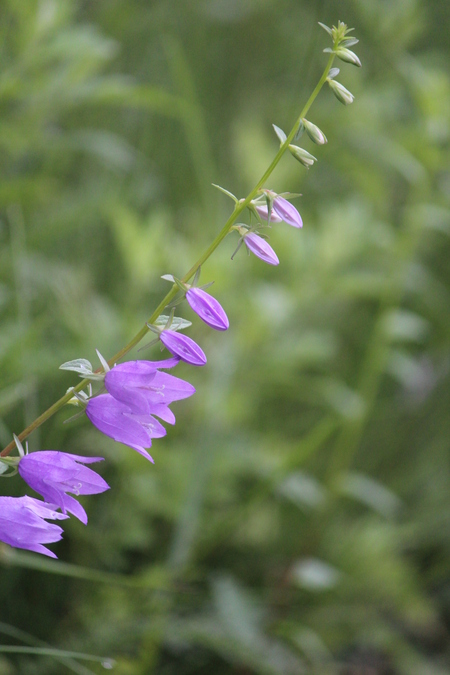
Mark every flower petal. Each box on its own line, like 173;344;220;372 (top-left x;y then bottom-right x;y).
86;394;155;461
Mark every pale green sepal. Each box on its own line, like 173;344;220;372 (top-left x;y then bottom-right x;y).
60;358;93;376
288;145;317;168
154;315;192;331
0;455;19;476
212;184;238;203
342;37;359;47
63;409;86;424
323;48;333;54
193;266;201;287
66;388;89;408
96;349;110;373
13;434;25;457
272;124;287;144
294;119;305;142
328;67;340;79
161;273;188;293
318;22;333;36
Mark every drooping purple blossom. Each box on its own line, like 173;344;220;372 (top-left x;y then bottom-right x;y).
18;452;109;525
86;393;167;462
243;232;279;266
159;329;207;366
0;495;68;558
186;287;229;331
271;195;303;228
105;360;195;415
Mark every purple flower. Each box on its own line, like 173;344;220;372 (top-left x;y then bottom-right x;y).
18;452;109;525
0;495;67;558
159;329;207;366
105;360;195;415
186;288;229;331
86;394;167;462
243;232;279;266
254;204;283;223
272;196;303;228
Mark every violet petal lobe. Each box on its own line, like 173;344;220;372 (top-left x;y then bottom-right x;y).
124;411;167;438
144;371;196;405
272;196;303;228
149;404;176;425
0;495;67;558
186;288;229;331
244;232;279;265
86;394;155;462
18;451;109;525
105;357;181;413
159;330;207;366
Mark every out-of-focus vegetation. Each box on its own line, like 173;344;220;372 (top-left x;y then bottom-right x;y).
0;0;449;673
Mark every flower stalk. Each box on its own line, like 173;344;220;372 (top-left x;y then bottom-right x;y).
1;50;338;458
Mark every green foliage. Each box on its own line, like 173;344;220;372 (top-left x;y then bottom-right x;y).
0;0;449;673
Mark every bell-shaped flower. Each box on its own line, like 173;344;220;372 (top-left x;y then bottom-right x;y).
0;495;68;558
105;359;195;415
86;394;166;462
159;329;207;366
18;452;109;525
186;287;229;331
272;195;303;228
243;232;279;266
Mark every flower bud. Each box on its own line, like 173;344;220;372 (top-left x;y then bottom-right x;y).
288;145;317;168
334;47;361;67
272;195;303;228
302;118;327;145
159;329;207;366
186;287;229;331
243;232;279;266
328;79;354;105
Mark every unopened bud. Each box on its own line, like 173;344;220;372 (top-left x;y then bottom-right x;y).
288;145;317;168
327;79;354;105
334;47;361;67
302;118;327;145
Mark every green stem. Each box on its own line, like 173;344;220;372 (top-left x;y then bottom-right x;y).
1;54;334;459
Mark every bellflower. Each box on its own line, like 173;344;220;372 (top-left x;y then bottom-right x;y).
159;329;207;366
105;360;196;415
18;452;109;525
86;393;167;462
243;232;279;266
0;495;68;558
186;287;229;331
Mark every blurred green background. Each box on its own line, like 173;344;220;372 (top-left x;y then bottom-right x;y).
0;0;449;673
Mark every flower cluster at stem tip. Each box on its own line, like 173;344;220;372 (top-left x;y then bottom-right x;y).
0;19;360;557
